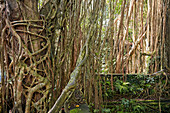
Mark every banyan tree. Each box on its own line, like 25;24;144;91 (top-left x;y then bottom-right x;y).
0;0;169;113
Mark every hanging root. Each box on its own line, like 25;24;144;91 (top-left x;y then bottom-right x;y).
2;16;52;112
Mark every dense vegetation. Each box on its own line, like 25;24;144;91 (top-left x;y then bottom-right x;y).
0;0;170;113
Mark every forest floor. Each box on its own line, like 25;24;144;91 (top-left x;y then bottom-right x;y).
70;104;90;113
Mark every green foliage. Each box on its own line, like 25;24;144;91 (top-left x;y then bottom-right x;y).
101;74;156;99
115;80;130;94
101;73;169;101
38;0;43;8
102;108;111;113
103;98;170;113
94;109;100;113
98;73;170;113
108;98;146;113
115;0;124;14
70;108;81;113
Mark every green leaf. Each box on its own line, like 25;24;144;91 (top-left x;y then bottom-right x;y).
117;111;124;113
105;92;109;97
123;82;130;85
94;109;100;113
102;108;111;113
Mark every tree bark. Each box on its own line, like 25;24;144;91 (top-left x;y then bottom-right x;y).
165;0;170;68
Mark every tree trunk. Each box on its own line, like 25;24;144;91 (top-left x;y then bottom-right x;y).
1;0;50;112
165;0;170;68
